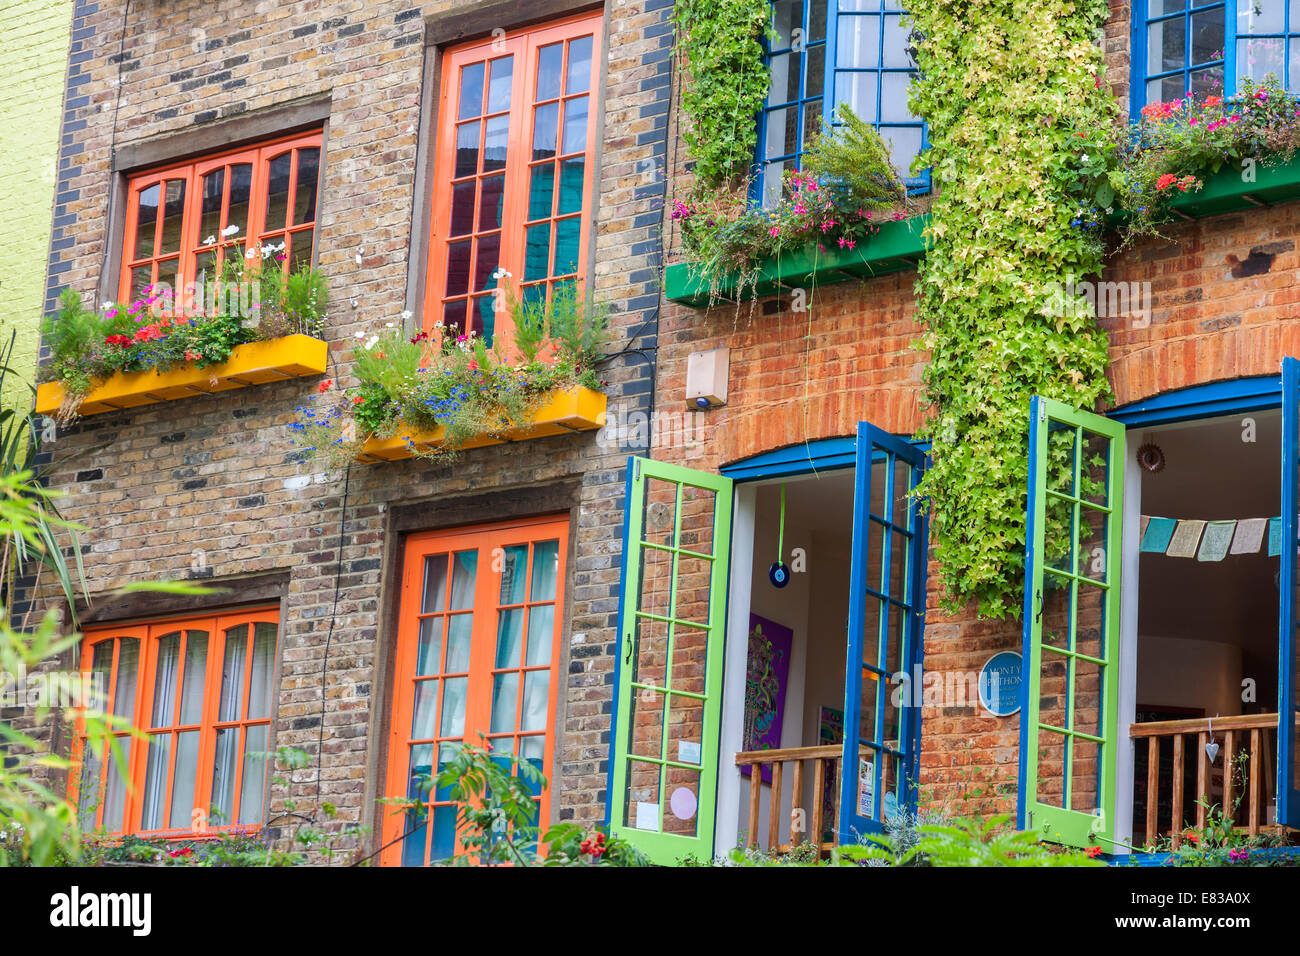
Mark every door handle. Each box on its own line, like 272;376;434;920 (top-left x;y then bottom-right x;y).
624;632;632;665
1034;589;1042;624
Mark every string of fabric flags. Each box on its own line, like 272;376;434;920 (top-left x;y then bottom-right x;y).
1139;515;1281;562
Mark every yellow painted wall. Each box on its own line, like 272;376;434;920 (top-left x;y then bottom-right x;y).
0;0;74;408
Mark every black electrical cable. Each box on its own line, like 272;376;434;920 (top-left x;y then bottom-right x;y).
312;458;351;801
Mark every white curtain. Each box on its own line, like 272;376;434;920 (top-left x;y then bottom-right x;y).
140;633;180;830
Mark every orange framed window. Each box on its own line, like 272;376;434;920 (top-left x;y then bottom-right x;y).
74;608;279;837
120;131;322;305
423;12;602;347
382;515;569;866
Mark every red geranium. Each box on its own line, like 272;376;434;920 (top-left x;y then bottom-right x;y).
105;334;132;347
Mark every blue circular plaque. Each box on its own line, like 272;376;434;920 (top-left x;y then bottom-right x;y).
978;651;1022;717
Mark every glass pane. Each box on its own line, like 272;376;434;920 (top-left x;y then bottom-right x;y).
218;625;248;723
491;671;519;732
239;723;269;824
104;749;128;831
454;121;480;178
772;0;803;47
663;768;700;837
562;95;588;154
566;36;592;93
1240;36;1286;82
488;55;513;112
552;216;581;275
294;147;319;225
1238;0;1284;33
265;152;292;233
458;61;485;119
483;114;509;172
625;761;662;830
226;163;252;237
558;158;584;216
151;633;181;726
670;623;708;695
837;71;879;122
529;540;560;601
247;623;275;721
133;183;159;259
440;676;468;738
422;554;449;612
533;101;559;161
474;233;501;290
806;43;826;99
442;299;468;336
288;230;313;274
199;169;225;244
446;613;472;672
78;743;102;828
1191;7;1226;64
113;638;139;718
880;125;923;178
765;105;798;159
159;179;186;255
526;605;555;666
478;173;505;231
1147;74;1186;106
768;51;798;105
522;671;549;733
1148;15;1186;74
839;14;880;69
883;14;911;67
156;257;178;299
524;223;551;281
179;630;209;725
496;606;525;670
499;544;528;604
211;725;238;825
139;734;169;830
808;0;828;41
536;42;563;100
450;551;477;610
416;617;443;676
411;680;438;739
528;163;555;221
89;640;113;713
450;180;475;237
169;729;200;829
880;72;915;122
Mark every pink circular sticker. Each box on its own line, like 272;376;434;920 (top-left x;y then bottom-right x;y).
669;786;698;821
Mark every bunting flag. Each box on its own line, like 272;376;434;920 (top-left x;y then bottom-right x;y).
1139;515;1283;559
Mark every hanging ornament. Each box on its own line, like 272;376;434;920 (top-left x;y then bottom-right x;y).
1204;716;1220;764
1137;442;1166;473
769;483;790;589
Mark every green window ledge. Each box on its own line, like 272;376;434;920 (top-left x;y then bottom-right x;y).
664;154;1300;308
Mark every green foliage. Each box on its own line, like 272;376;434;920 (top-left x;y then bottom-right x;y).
536;822;649;867
677;106;910;301
846;814;1105;867
908;0;1116;618
1114;76;1300;243
672;0;772;189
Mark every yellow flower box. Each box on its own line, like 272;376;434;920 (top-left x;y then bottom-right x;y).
358;385;607;462
35;334;329;418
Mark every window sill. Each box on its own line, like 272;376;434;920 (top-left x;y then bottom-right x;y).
357;385;607;462
663;213;930;308
1161;152;1300;218
35;334;329;418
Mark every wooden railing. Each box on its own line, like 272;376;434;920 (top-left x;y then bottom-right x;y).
1129;713;1277;849
734;744;842;854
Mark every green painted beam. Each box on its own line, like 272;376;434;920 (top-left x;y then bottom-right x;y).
663;213;930;307
1163;152;1300;218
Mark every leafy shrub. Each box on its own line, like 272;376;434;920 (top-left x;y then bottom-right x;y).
845;815;1105;867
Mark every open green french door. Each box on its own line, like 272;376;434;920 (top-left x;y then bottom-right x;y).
1278;358;1300;826
838;422;928;840
1019;397;1125;848
610;457;732;863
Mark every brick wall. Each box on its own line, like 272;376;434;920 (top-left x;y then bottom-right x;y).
0;0;73;409
35;0;672;858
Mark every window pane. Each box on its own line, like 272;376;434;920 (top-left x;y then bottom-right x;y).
265;152;292;233
440;676;468;738
837;71;879;122
294;147;319;225
491;672;519;732
446;614;473;672
133;182;160;262
526;605;555;666
1240;36;1285;83
422;554;449;612
500;544;528;604
211;726;239;824
458;61;485;119
288;229;313;273
765;105;799;159
140;735;170;830
450;551;477;610
248;623;276;720
226;163;252;238
566;36;592;93
479;173;505;230
772;0;803;47
169;729;200;828
159;179;186;256
200;169;225;244
805;43;826;99
446;240;471;296
151;633;182;726
1191;6;1226;64
533;101;559;160
558;158;584;216
483;114;509;172
114;638;139;718
496;608;525;669
880;125;923;178
524;223;551;281
880;72;916;122
521;672;549;734
536;42;563;100
219;625;248;723
488;55;513;112
450;180;476;237
474;233;501;290
1238;0;1284;33
179;630;209;725
1190;64;1224;95
530;540;560;601
239;723;269;824
528;163;556;221
882;14;912;67
553;216;581;275
411;681;438;739
416;617;443;676
1148;15;1186;74
839;14;881;69
1147;74;1186;103
808;0;828;41
454;121;480;178
562;95;588;154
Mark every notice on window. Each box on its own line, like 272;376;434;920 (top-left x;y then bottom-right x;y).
858;758;874;819
635;801;660;832
677;740;701;765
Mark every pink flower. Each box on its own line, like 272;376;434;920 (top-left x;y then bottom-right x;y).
768;226;780;237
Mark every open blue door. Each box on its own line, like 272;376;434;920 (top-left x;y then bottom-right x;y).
1279;358;1300;826
838;421;928;841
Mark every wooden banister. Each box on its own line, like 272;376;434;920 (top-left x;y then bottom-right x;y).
734;744;843;856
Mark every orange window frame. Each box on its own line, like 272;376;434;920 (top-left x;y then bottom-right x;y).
73;607;280;838
381;514;570;866
119;131;322;306
422;11;602;347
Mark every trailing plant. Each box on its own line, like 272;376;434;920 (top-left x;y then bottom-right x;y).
294;286;609;467
39;240;329;423
908;0;1116;618
672;0;771;190
676;106;911;301
1112;75;1300;243
845;814;1105;867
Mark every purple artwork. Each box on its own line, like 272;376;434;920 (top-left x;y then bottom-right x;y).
741;614;793;785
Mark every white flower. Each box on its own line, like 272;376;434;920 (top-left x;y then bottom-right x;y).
203;234;216;246
354;330;366;339
384;322;394;328
364;335;379;351
491;268;513;280
222;224;240;236
245;248;256;259
400;310;412;321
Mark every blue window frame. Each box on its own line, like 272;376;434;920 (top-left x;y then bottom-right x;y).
756;0;928;207
1133;0;1300;117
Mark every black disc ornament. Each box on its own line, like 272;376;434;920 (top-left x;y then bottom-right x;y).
769;561;790;588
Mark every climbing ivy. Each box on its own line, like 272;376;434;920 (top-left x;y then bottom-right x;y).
908;0;1117;619
672;0;771;189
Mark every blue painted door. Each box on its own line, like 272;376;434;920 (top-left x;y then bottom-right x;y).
838;421;928;842
1279;358;1300;826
